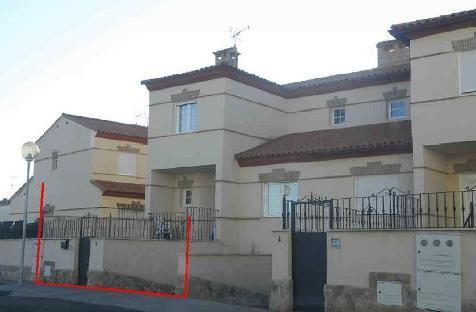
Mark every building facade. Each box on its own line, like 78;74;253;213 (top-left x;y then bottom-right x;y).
8;114;148;221
142;9;476;255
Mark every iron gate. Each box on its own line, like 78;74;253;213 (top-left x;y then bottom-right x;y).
292;232;327;311
77;237;90;285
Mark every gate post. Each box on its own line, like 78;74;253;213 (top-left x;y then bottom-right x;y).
328;200;334;230
269;230;293;312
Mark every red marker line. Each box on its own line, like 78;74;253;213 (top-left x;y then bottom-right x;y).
34;183;191;298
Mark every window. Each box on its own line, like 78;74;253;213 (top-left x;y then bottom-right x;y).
388;100;406;119
264;182;298;216
176;102;197;133
117;153;137;176
332;107;346;125
52;151;58;170
183;189;192;206
460;50;476;94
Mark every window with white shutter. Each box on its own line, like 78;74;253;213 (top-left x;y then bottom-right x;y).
117;153;137;176
264;182;298;216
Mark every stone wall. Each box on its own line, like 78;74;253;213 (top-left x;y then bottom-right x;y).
88;270;175;293
0;264;31;282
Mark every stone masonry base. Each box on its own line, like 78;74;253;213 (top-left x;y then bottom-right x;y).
87;271;176;293
88;270;268;309
269;279;293;312
185;275;269;309
325;284;476;312
0;265;31;282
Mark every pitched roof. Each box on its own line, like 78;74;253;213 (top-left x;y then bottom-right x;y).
235;120;412;167
91;180;145;199
63;113;148;144
141;64;410;98
390;9;476;43
9;177;33;201
283;64;409;90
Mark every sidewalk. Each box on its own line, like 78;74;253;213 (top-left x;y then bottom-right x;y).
0;283;266;312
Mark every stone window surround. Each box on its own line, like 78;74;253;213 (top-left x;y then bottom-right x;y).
452;32;476;52
177;176;194;188
258;168;300;183
350;161;402;176
117;144;140;154
171;89;200;103
453;159;476;173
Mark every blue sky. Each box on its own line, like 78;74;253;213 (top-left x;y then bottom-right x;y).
0;0;475;198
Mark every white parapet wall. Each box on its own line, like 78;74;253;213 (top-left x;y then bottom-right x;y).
87;238;270;308
0;238;78;283
0;239;36;281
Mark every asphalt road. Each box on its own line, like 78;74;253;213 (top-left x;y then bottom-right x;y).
0;291;142;312
0;284;265;312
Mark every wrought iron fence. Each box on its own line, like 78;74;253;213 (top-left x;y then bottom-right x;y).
283;188;476;232
0;220;38;239
41;207;217;241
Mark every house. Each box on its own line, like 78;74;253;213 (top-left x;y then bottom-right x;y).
0;198;9;221
8;113;148;221
141;8;476;256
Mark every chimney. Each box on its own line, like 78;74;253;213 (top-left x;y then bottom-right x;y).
377;40;409;68
213;46;240;68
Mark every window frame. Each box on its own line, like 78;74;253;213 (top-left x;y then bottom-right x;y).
331;107;346;126
52;151;59;170
388;99;407;119
117;152;137;176
459;49;476;95
263;181;298;217
175;102;197;134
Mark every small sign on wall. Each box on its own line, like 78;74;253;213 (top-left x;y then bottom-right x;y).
330;238;341;249
377;281;403;306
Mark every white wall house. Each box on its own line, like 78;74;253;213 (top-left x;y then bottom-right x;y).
142;9;476;255
7;114;148;221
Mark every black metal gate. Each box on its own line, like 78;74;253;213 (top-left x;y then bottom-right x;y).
292;232;327;311
77;237;90;285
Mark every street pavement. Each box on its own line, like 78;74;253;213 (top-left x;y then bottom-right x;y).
0;283;266;312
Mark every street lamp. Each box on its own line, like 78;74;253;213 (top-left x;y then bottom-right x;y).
18;142;40;285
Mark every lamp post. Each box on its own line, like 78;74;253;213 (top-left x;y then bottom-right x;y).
18;142;40;285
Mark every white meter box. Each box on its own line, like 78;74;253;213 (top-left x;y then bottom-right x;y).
416;234;461;312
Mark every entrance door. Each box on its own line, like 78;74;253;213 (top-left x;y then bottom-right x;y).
77;237;91;285
292;232;327;311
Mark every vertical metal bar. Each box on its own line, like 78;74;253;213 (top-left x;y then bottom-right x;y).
290;201;296;232
427;193;431;228
452;192;456;228
444;192;448;228
436;193;439;227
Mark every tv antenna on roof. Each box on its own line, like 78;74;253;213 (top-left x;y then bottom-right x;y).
230;26;250;47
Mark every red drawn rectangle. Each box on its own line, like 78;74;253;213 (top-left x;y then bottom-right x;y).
33;182;190;298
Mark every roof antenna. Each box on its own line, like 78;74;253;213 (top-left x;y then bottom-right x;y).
229;26;250;47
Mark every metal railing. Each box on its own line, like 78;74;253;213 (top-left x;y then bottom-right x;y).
0;220;38;239
40;207;217;241
283;188;476;232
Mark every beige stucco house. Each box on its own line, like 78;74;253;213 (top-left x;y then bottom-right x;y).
142;9;476;256
8;114;147;221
